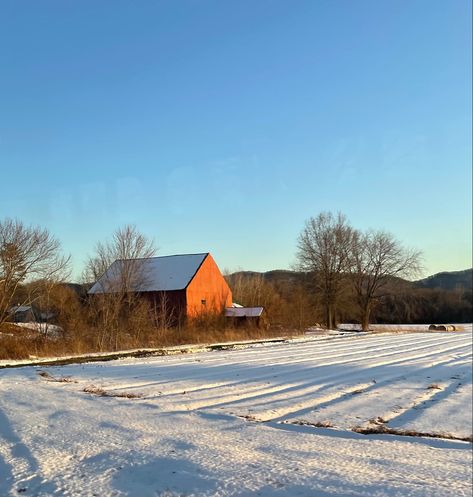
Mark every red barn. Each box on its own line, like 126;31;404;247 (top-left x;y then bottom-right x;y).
88;253;232;323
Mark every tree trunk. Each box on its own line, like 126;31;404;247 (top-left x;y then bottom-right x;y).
326;304;336;330
361;303;371;331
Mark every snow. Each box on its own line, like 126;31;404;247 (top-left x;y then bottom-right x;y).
339;323;468;332
10;322;63;336
0;337;290;368
0;326;472;496
9;305;32;313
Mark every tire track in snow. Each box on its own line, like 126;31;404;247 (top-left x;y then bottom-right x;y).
213;354;468;423
102;333;470;381
92;335;471;400
158;342;470;420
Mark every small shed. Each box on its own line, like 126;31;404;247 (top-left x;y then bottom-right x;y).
225;306;265;327
8;305;40;323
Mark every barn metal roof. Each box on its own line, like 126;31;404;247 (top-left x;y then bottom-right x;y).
88;253;208;294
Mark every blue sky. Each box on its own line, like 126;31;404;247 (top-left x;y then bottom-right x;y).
1;0;471;280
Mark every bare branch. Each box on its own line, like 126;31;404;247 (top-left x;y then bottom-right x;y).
350;229;423;330
0;218;70;325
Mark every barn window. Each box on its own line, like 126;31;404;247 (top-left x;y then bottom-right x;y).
201;299;206;306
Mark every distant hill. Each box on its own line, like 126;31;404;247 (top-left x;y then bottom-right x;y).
228;270;310;284
62;282;91;298
415;269;472;291
229;268;472;291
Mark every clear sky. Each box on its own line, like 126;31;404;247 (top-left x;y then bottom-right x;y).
1;0;471;280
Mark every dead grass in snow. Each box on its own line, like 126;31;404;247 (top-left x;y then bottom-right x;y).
83;385;143;399
37;371;77;383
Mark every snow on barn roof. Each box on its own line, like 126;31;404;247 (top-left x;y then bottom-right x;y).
88;253;208;294
10;305;34;313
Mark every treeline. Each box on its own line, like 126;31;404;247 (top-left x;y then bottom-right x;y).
227;271;472;328
376;286;472;324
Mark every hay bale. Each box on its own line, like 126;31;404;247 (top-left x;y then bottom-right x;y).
431;324;456;331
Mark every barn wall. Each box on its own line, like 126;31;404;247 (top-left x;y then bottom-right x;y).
140;290;187;327
186;254;232;317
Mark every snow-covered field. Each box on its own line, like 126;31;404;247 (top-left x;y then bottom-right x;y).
0;327;472;497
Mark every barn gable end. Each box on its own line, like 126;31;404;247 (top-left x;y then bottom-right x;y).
186;254;232;317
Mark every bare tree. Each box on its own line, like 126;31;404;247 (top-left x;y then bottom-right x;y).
228;273;275;306
85;224;156;293
350;230;423;331
84;225;157;350
0;218;70;326
296;212;354;329
151;291;175;333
